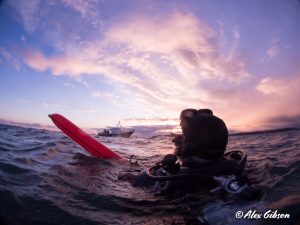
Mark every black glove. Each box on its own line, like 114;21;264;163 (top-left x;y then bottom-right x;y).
161;154;180;174
172;134;183;146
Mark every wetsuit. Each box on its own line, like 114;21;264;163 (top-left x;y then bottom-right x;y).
173;109;228;164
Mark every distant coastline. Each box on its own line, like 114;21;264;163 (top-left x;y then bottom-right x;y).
1;118;299;137
0;119;55;131
230;127;300;136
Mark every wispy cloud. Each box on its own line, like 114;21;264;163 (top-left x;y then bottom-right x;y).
256;77;288;95
0;47;22;71
106;13;214;54
267;46;279;59
63;83;76;89
0;48;11;60
7;0;41;33
125;117;178;123
227;26;241;60
217;20;226;47
23;49;101;76
92;91;114;99
8;1;299;130
61;0;101;26
18;98;31;104
18;98;96;114
40;101;96;113
20;35;26;42
22;13;251;114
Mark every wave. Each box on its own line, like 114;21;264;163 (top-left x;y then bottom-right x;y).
0;124;299;224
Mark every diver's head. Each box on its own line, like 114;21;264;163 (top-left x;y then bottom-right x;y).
180;109;213;131
180;108;228;153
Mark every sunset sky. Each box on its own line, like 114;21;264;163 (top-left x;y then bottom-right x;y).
0;0;300;131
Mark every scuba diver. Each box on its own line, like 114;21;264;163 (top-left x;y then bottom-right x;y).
123;108;256;197
172;108;228;165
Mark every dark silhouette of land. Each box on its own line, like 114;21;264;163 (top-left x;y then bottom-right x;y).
230;127;300;136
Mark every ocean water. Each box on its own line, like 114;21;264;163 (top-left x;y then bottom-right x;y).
0;124;299;225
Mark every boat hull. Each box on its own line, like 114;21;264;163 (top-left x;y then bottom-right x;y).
98;130;134;138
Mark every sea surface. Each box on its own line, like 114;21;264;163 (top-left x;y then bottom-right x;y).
0;124;299;225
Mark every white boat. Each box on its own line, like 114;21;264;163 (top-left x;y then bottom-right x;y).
98;122;134;138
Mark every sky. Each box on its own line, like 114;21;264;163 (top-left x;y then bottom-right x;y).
0;0;300;132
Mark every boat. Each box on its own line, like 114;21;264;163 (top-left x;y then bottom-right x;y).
98;122;134;138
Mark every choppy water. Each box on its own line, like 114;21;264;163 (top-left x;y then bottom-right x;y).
0;124;299;225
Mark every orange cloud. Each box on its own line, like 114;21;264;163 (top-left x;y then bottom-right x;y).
106;13;249;81
23;49;104;76
106;13;215;54
21;12;300;131
256;77;289;95
20;13;254;129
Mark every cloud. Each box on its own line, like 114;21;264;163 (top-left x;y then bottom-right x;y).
91;91;115;101
106;13;215;54
60;0;101;26
21;11;250;90
2;0;300;131
106;13;249;81
23;13;251;107
227;26;241;61
63;83;76;89
76;78;90;88
267;46;279;59
232;26;240;39
61;0;94;16
125;117;177;122
40;101;96;114
0;48;12;60
0;47;22;71
18;98;31;104
124;117;179;126
19;12;259;129
217;20;226;47
21;35;26;42
5;0;104;55
18;98;96;114
6;0;41;33
256;77;289;95
19;10;300;131
23;49;104;76
91;89;155;113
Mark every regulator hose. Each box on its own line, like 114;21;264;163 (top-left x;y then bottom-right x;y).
145;164;212;181
145;150;247;181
